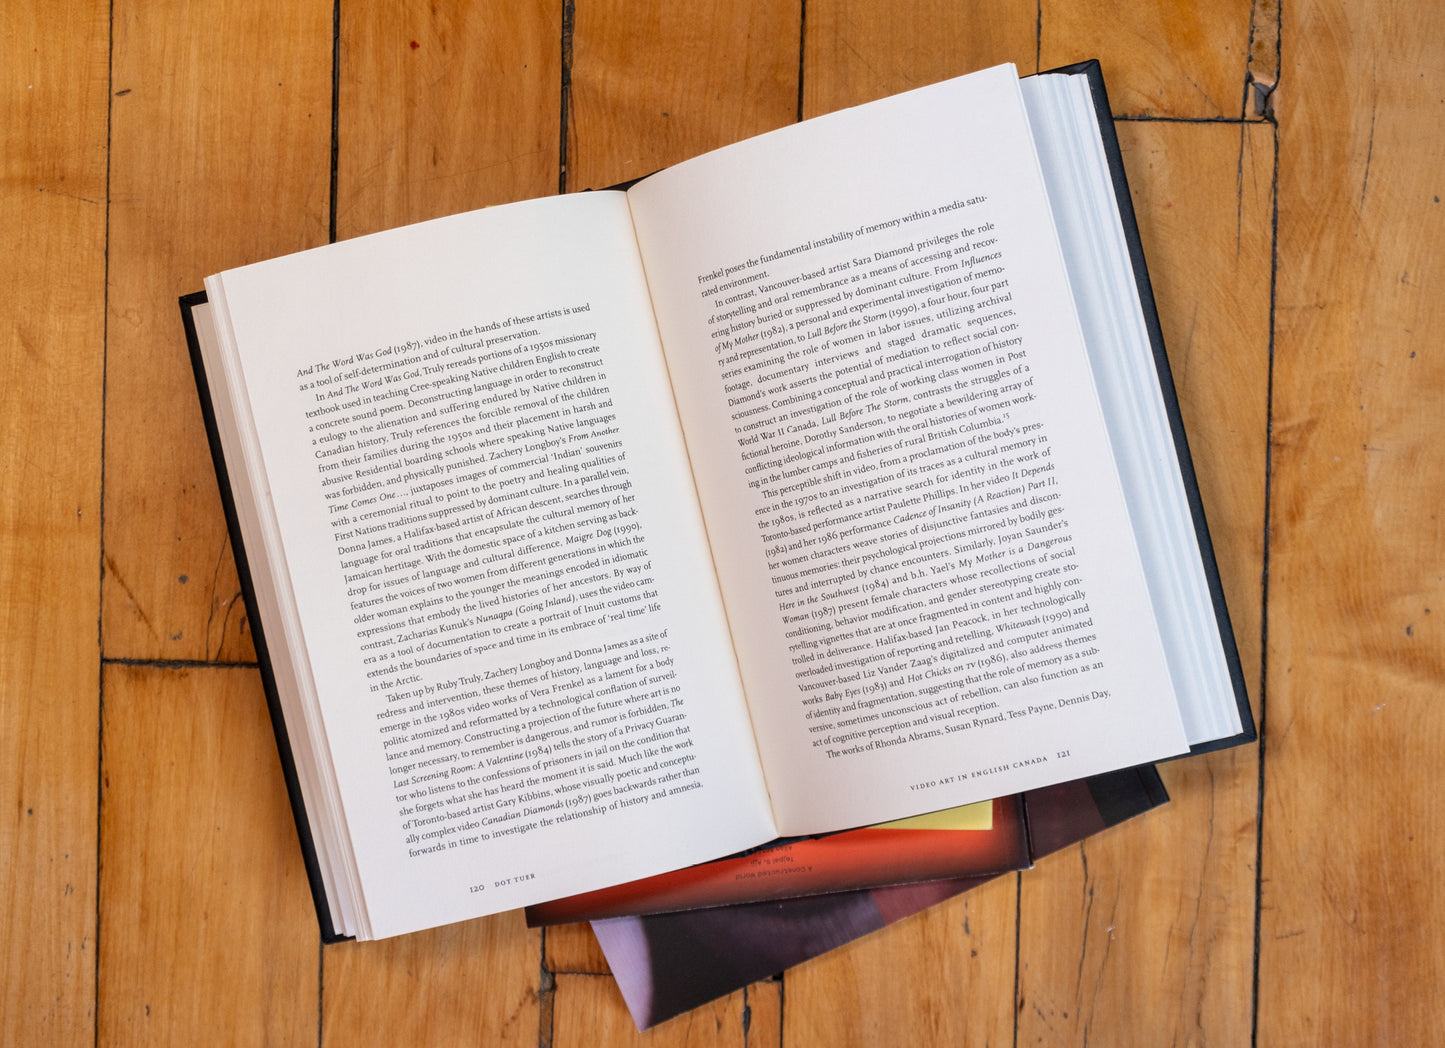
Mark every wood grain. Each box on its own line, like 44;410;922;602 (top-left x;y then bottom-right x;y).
336;0;561;239
551;971;775;1047
1016;118;1270;1048
567;0;800;189
1040;0;1255;118
546;921;612;973
744;979;782;1046
1261;0;1445;1041
803;0;1039;114
784;876;1018;1045
320;915;541;1047
102;0;333;662
0;3;108;1045
97;665;318;1046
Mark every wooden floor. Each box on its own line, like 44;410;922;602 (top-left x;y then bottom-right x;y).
3;1;1442;1044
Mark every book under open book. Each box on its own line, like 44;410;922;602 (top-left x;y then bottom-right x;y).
595;766;1170;1029
182;61;1253;942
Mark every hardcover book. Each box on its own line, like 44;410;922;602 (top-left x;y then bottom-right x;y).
594;765;1170;1028
182;61;1252;941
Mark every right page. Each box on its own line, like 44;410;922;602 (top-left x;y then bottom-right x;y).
628;63;1189;834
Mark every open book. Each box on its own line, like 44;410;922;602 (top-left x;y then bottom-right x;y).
183;62;1252;942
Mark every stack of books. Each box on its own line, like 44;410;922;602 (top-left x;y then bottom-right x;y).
567;766;1170;1026
181;61;1254;1028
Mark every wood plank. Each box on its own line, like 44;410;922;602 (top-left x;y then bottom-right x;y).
97;665;318;1045
1260;1;1445;1041
336;0;561;238
313;8;556;1048
0;2;108;1045
567;0;800;190
1;0;108;1037
546;921;611;973
321;915;541;1047
743;979;782;1046
783;877;1017;1046
103;0;333;662
1040;0;1254;118
1016;119;1271;1048
803;0;1038;115
551;971;770;1047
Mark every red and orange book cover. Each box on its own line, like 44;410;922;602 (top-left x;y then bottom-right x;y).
594;765;1170;1028
526;793;1028;925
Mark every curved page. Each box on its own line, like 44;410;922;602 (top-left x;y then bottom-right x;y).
209;192;774;938
628;64;1188;833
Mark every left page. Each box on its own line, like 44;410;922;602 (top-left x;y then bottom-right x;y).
204;191;776;939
